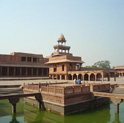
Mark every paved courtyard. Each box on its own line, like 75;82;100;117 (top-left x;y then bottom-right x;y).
0;77;123;85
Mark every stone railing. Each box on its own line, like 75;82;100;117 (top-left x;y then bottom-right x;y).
41;86;64;95
64;85;90;95
23;83;110;106
93;84;110;92
23;84;40;92
23;83;110;94
41;85;90;96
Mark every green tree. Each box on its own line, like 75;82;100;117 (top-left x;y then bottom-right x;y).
93;60;111;69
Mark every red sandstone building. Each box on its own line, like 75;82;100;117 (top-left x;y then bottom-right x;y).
0;34;116;81
0;52;49;77
115;66;124;77
46;34;116;81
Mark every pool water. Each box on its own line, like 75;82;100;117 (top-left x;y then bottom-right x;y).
0;99;124;123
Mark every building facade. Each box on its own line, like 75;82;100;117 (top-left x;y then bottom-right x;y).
0;52;49;77
115;66;124;77
46;34;116;81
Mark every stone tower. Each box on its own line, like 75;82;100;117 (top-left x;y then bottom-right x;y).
46;34;83;80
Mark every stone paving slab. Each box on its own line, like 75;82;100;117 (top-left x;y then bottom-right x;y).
0;77;123;86
0;77;49;81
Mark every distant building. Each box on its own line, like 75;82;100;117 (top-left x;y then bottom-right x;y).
46;34;116;81
0;52;49;77
115;66;124;77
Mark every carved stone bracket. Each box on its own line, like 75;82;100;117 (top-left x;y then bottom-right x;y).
111;98;122;105
35;94;43;109
9;97;20;113
111;98;123;113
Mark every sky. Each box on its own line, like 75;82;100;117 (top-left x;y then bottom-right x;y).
0;0;124;67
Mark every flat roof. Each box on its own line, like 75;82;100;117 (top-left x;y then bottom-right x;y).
46;59;83;64
0;64;49;68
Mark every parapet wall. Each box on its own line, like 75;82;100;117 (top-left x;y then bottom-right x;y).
24;82;110;104
23;82;110;115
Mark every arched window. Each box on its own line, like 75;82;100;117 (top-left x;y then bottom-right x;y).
54;64;57;72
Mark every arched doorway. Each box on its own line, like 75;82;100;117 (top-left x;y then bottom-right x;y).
73;74;77;80
96;73;102;81
84;74;88;81
90;73;95;81
78;74;82;80
68;74;72;80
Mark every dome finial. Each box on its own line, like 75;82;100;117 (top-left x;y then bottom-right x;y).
58;33;66;43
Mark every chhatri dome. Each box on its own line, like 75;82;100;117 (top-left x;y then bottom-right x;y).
53;34;70;53
57;33;66;43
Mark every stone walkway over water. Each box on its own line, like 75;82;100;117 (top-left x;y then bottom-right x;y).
0;77;124;115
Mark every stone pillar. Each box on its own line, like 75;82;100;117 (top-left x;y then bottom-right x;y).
52;75;55;79
88;74;90;81
60;75;62;80
9;98;20;113
115;104;119;113
111;98;122;113
82;74;84;81
55;74;57;79
77;74;79;80
56;75;58;79
102;73;104;81
90;83;94;92
65;74;68;80
95;74;97;81
71;74;73;80
35;95;43;109
108;73;110;81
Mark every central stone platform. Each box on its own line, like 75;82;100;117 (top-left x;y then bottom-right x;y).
24;82;110;115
